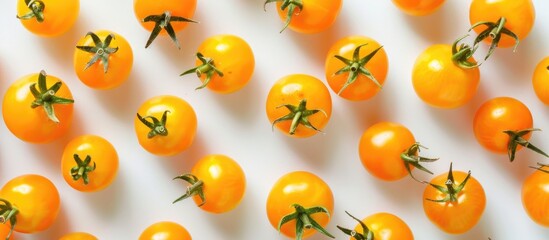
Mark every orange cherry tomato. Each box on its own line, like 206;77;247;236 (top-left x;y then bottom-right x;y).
0;223;14;240
338;211;414;240
266;171;334;239
139;221;191;240
16;0;79;37
522;166;549;227
61;135;119;192
325;36;388;101
391;0;445;16
59;232;98;240
134;95;197;156
0;174;60;234
182;34;255;94
266;0;342;33
2;71;74;143
266;74;332;138
412;44;480;109
73;30;134;90
469;0;535;48
532;56;549;105
173;154;246;214
423;165;486;234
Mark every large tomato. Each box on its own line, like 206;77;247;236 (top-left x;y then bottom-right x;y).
532;56;549;105
264;0;342;33
266;74;332;138
337;211;414;240
2;70;74;143
325;36;388;101
522;165;549;227
266;171;334;239
16;0;79;37
139;221;191;240
173;154;246;214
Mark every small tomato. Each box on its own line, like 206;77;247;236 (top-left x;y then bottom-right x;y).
16;0;79;37
264;0;342;33
522;165;549;227
139;221;191;240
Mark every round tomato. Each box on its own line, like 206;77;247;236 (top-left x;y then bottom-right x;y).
412;44;480;108
0;175;60;234
359;122;437;182
133;0;197;48
61;135;119;192
391;0;445;16
266;74;332;138
522;165;549;227
74;30;134;90
423;163;486;234
469;0;535;48
338;211;414;240
173;154;245;214
134;95;197;156
181;34;255;94
139;221;191;240
265;0;342;33
266;171;334;239
325;36;388;101
473;96;548;161
2;70;74;143
59;232;98;240
532;56;549;105
16;0;79;37
0;223;14;240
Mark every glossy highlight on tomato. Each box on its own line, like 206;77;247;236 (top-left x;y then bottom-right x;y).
522;166;549;227
139;221;191;240
265;0;342;33
412;44;480;109
16;0;80;37
338;211;414;240
392;0;445;16
533;56;549;105
59;232;98;240
266;74;332;138
182;34;255;94
74;30;134;90
61;135;119;192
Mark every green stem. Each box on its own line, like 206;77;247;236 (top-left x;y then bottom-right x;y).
264;0;303;33
28;70;75;123
180;52;224;90
172;174;206;206
16;0;45;22
272;99;327;135
0;199;18;240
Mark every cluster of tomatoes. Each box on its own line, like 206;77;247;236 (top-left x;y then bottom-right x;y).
1;0;548;239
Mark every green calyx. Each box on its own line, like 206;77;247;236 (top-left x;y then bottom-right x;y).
530;162;549;174
504;128;549;162
272;99;327;135
425;163;471;203
142;11;197;49
401;142;439;182
180;52;224;90
451;34;481;69
264;0;303;33
76;32;119;73
278;204;334;240
0;199;18;240
333;43;384;96
172;174;205;206
136;110;170;139
337;211;373;240
70;154;96;185
16;0;45;22
30;70;75;123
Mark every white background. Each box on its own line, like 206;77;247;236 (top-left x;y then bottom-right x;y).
1;0;549;239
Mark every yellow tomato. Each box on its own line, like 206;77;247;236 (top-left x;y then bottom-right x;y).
532;56;549;105
16;0;79;37
139;221;191;240
392;0;445;16
59;232;98;240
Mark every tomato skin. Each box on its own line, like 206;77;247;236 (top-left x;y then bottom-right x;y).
0;223;14;240
73;30;134;90
266;171;334;239
358;122;416;181
16;0;79;37
134;95;197;156
190;154;246;214
412;44;480;109
139;221;191;240
0;174;60;233
59;232;98;240
423;171;486;234
133;0;196;34
353;213;414;240
522;167;549;227
2;73;74;143
469;0;535;48
275;0;342;33
532;56;549;105
61;135;119;192
265;74;332;138
193;35;255;94
325;36;388;101
473;97;532;154
391;0;445;16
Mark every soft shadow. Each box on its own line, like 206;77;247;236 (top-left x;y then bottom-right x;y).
38;15;90;68
155;21;208;70
202;188;256;239
400;1;463;43
160;133;209;176
372;178;425;208
344;90;392;130
279;133;337;170
288;22;345;68
82;168;126;220
24;204;71;239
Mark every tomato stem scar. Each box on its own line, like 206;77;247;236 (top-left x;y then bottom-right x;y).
136;110;170;138
29;70;75;123
278;204;334;240
180;52;224;90
332;43;384;96
272;99;327;135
